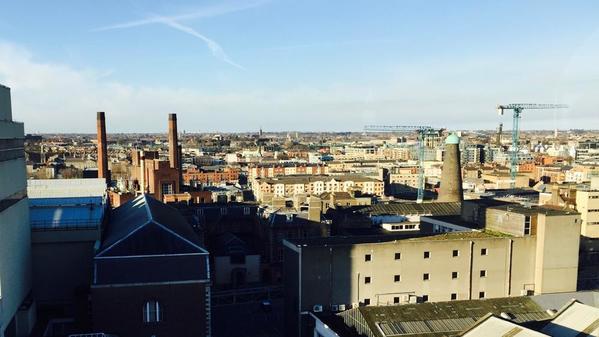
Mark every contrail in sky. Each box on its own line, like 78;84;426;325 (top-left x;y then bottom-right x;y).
93;1;267;68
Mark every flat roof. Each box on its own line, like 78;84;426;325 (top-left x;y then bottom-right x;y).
27;178;106;198
488;204;580;216
285;230;508;248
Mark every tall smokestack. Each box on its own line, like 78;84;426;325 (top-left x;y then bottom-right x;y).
496;123;503;145
96;111;110;182
438;133;463;203
139;150;146;194
168;113;179;170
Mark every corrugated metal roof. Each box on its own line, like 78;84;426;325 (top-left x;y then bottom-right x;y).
542;301;599;337
358;202;461;216
460;315;548;337
339;297;551;337
27;178;106;198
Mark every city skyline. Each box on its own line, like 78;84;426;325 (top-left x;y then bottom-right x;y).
1;0;599;132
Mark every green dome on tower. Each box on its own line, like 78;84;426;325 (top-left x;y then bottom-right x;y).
445;133;460;145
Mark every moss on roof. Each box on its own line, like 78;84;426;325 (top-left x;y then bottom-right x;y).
339;297;550;337
409;230;511;242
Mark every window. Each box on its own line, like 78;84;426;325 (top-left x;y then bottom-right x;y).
524;215;531;235
422;295;429;302
423;273;430;281
394;275;401;282
452;250;459;257
364;298;370;305
480;270;487;278
243;206;250;215
481;248;487;256
143;300;162;323
161;183;173;196
394;252;401;260
364;276;371;284
424;251;430;259
479;291;485;299
451;293;457;300
452;272;459;279
394;297;400;304
365;254;371;262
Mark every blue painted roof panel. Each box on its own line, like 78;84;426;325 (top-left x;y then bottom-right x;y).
29;196;105;229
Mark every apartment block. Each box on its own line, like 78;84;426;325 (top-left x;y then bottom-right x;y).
248;163;327;180
182;166;240;186
252;174;384;203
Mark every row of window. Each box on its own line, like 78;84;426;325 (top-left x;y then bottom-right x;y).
364;248;488;262
362;291;487;305
364;270;488;284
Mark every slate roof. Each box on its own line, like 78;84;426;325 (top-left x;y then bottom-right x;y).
94;194;209;285
97;194;207;257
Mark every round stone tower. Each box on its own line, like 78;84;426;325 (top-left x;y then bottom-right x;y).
438;133;464;203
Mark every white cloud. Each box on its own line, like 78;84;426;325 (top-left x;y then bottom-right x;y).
1;39;598;134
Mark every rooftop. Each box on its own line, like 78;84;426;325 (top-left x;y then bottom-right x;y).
97;194;206;257
339;296;551;337
257;174;380;184
29;196;105;230
488;204;580;217
27;178;107;198
356;202;461;216
285;229;508;248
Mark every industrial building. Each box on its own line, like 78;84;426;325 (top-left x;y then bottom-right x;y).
283;203;580;336
0;84;34;337
27;178;107;306
576;176;599;238
91;194;210;337
309;294;599;337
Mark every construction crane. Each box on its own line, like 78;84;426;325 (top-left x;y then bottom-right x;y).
496;104;568;188
364;125;444;203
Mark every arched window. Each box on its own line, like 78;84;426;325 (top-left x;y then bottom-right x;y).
143;300;163;323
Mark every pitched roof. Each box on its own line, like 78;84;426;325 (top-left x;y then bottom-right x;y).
541;300;599;337
338;297;551;337
459;314;549;337
356;202;461;216
96;194;206;257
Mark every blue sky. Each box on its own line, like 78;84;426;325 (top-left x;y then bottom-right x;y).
1;1;599;133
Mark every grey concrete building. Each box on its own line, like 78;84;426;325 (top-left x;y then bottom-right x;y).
283;204;580;337
0;84;34;337
27;178;107;307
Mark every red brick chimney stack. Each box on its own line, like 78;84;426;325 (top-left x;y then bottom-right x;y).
96;111;109;182
168;113;179;170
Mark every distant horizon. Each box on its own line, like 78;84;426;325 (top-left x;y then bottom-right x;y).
24;128;599;136
2;1;599;132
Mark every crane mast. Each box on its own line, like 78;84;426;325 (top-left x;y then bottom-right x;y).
496;104;568;189
364;125;442;203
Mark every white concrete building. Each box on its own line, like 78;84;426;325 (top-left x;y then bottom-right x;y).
0;84;34;337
